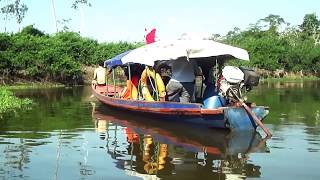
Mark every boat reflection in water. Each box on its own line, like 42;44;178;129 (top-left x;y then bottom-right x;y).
93;105;269;180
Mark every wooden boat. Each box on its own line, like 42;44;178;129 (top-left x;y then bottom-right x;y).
92;40;270;133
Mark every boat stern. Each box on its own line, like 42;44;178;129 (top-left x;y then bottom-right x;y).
224;106;269;131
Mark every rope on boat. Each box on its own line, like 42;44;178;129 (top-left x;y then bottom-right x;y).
153;68;159;101
146;67;159;100
112;69;116;97
128;64;132;99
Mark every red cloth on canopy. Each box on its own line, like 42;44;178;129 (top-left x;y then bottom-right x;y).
146;28;156;44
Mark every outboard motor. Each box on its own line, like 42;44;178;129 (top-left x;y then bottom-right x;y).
218;66;260;102
239;67;260;91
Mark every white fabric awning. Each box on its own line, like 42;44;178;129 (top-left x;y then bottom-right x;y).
121;40;249;66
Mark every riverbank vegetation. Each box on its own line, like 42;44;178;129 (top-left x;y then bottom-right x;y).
223;14;320;78
0;87;32;115
0;4;319;85
0;25;139;85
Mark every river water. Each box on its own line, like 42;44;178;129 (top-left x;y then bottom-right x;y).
0;81;319;180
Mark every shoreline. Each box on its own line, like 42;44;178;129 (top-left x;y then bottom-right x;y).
2;76;319;89
4;82;66;90
260;76;320;82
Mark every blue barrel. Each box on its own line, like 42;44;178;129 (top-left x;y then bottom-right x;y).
202;83;225;109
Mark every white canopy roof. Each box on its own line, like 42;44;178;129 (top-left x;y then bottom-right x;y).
121;40;249;66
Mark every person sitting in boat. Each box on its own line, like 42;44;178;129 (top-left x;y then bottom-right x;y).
166;57;199;103
154;60;171;86
92;62;107;88
121;64;145;100
123;63;145;87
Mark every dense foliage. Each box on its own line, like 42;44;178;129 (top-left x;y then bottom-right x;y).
0;25;139;84
0;87;32;115
0;13;319;85
222;14;320;76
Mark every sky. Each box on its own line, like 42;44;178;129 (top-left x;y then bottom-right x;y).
1;0;319;43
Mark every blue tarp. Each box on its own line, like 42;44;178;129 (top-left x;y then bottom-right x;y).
104;50;132;68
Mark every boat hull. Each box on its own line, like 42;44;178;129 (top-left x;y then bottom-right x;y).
92;85;269;131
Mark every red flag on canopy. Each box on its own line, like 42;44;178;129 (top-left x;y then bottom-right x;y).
145;28;156;44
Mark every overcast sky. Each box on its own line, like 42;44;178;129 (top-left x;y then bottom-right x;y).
1;0;319;42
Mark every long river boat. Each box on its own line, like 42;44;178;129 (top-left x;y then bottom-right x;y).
92;40;270;135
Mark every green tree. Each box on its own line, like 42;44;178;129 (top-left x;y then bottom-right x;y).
299;13;320;44
0;0;28;31
260;14;286;33
299;13;320;36
71;0;91;9
71;0;92;36
19;25;45;36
